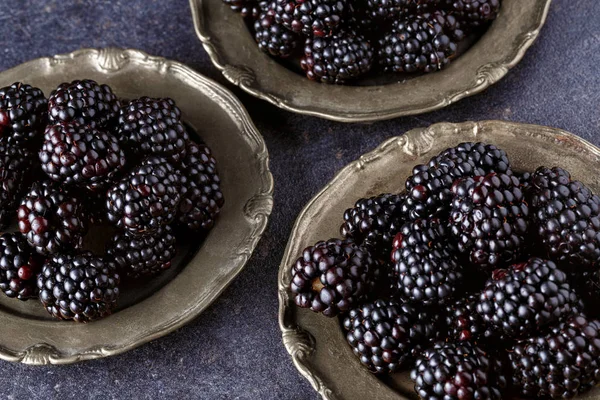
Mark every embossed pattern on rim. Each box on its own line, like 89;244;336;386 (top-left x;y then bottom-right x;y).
0;48;273;365
191;1;552;122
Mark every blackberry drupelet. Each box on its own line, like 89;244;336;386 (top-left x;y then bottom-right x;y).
402;142;510;220
290;239;378;317
411;341;506;400
37;252;120;322
301;30;374;84
177;141;224;233
39;123;126;191
242;0;270;19
366;0;440;20
476;258;581;339
508;315;600;399
528;166;600;270
0;82;47;143
106;225;176;279
450;173;528;270
378;11;464;74
443;294;496;343
255;9;301;58
274;0;346;37
343;298;442;374
0;233;42;300
444;0;501;30
116;97;189;163
340;193;405;260
107;156;182;237
48;79;119;128
390;218;463;305
17;180;88;255
0;140;34;229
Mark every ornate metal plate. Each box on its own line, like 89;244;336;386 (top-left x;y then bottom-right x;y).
191;0;552;122
0;48;273;365
278;121;600;399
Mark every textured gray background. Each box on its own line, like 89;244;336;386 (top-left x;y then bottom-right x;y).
0;0;598;399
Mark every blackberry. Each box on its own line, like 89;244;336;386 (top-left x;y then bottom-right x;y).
242;0;270;19
508;315;600;399
274;0;346;37
445;0;501;30
340;193;405;260
0;82;47;144
290;239;378;317
116;97;189;164
476;258;582;339
390;218;463;305
255;10;301;58
378;11;464;74
402;142;511;220
443;294;496;343
177;141;224;233
528;166;600;271
17;180;88;255
106;225;176;279
346;0;376;33
107;156;182;237
0;233;42;300
411;341;506;400
301;30;374;84
39;123;126;191
37;252;120;322
450;173;528;270
516;171;532;190
366;0;440;20
0;140;34;229
343;298;442;374
48;79;119;128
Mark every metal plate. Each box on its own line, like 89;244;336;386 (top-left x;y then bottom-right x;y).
278;121;600;399
0;48;273;365
191;0;552;122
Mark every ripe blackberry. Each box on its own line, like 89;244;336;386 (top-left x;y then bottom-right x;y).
508;315;600;399
378;11;464;73
443;294;497;343
116;97;189;163
106;225;176;279
290;239;378;317
37;252;120;322
402;142;511;220
411;341;506;400
242;1;271;19
0;82;47;144
366;0;440;20
17;180;88;255
0;233;42;300
107;156;182;237
476;258;582;339
343;298;442;374
48;79;119;128
255;10;301;58
177;141;224;233
528;166;600;271
346;0;376;32
390;218;463;305
450;173;528;270
301;30;374;84
340;193;405;260
0;140;34;229
445;0;501;30
39;123;126;191
516;171;532;190
274;0;346;37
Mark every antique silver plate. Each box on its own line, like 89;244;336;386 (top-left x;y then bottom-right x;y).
278;121;600;399
192;0;552;122
0;48;273;365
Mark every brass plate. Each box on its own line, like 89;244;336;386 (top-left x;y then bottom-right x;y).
0;48;273;365
191;0;551;122
278;121;600;399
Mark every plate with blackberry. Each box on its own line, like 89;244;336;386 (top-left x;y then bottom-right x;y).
279;120;600;399
193;0;550;121
0;48;272;365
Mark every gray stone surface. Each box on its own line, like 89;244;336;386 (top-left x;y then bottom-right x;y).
0;0;598;399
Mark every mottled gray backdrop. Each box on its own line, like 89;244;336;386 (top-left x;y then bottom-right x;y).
0;0;598;399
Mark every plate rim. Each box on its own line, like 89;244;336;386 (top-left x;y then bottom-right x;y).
191;0;553;123
0;47;274;365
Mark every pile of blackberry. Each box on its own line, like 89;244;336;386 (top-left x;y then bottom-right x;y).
0;80;224;323
222;0;502;84
288;141;600;399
